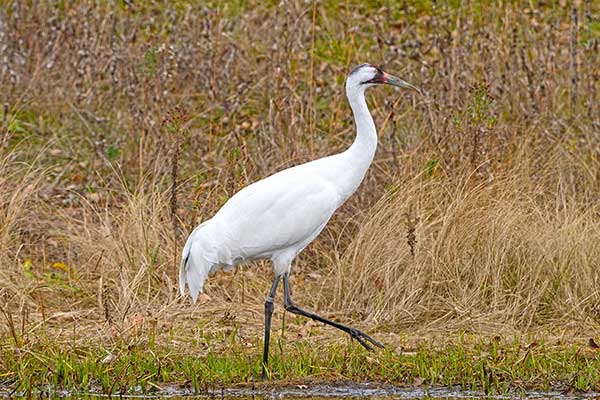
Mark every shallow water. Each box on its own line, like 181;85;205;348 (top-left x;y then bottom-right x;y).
3;383;600;399
197;384;599;399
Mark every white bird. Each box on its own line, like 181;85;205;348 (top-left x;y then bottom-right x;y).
180;63;419;378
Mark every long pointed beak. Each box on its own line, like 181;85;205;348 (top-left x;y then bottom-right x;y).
382;72;421;95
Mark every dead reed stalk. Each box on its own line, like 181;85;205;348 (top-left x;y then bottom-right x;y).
570;5;579;113
164;107;190;280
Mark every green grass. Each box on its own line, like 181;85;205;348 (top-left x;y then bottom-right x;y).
2;333;599;396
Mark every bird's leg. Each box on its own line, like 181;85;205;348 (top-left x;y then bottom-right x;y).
261;275;281;380
282;273;384;350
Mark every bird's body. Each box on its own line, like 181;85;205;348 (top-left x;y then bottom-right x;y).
180;70;380;301
180;155;345;298
179;63;419;378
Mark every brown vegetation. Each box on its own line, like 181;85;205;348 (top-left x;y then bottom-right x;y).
0;0;599;348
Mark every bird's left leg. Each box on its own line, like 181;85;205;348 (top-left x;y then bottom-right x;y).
261;275;281;380
282;273;384;350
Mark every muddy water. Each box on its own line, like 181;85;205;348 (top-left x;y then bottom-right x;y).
3;383;600;399
182;383;600;400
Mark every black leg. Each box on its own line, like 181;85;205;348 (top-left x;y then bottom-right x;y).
282;273;384;350
261;275;280;380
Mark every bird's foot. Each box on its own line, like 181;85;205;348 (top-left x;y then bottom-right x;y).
348;327;385;351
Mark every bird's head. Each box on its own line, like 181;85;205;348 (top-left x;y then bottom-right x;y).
346;63;420;94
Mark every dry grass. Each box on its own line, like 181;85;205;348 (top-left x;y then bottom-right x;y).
0;0;599;349
334;159;600;331
0;146;44;304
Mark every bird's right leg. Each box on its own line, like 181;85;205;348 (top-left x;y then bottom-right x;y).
282;273;384;350
261;275;281;380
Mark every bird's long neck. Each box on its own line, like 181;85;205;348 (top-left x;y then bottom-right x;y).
346;87;377;162
346;90;377;159
329;86;378;203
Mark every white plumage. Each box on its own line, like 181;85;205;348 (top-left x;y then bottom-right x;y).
179;140;368;301
179;63;419;377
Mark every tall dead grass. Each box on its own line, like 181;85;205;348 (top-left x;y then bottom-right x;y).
0;148;43;307
61;172;178;329
0;1;598;341
332;142;600;331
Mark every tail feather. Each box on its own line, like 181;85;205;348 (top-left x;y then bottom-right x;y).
179;237;192;297
179;229;210;303
185;255;208;303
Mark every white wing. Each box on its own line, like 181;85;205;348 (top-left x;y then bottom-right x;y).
211;162;341;260
181;154;354;299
